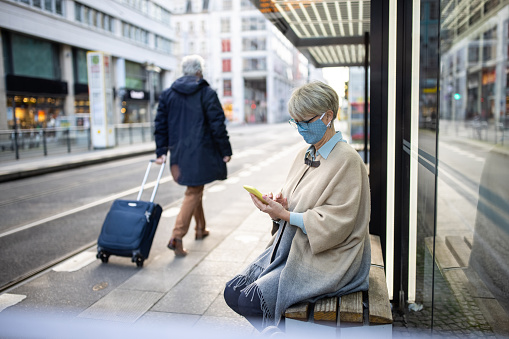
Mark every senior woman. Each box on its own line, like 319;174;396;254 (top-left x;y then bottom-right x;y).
223;81;371;331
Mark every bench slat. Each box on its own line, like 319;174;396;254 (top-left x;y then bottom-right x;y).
368;266;393;324
370;234;384;267
285;302;309;321
339;291;363;324
314;297;338;324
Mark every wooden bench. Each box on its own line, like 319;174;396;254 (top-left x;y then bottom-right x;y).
284;235;393;338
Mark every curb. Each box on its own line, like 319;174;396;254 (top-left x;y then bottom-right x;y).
0;148;154;183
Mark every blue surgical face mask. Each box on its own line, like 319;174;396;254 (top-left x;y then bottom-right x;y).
297;112;331;144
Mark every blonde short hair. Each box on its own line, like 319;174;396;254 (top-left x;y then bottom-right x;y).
288;81;339;121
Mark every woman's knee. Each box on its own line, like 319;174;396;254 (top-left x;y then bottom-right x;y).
237;288;263;317
223;284;241;314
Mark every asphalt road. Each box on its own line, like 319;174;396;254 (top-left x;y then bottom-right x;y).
0;123;303;291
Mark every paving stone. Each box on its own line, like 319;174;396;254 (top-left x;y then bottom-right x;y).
189;259;243;277
206;248;253;263
203;294;242;318
78;289;163;323
119;251;206;292
194;315;255;337
151;290;219;315
136;310;200;328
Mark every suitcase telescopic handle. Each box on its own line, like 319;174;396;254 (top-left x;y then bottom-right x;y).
137;159;166;202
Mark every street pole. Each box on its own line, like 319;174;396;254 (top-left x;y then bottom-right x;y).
12;96;19;160
148;68;154;136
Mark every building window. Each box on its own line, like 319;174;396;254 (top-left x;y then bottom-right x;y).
223;79;232;96
242;17;266;31
125;60;146;90
16;0;63;15
73;48;88;84
241;0;255;10
223;0;232;10
222;39;231;52
155;35;172;54
122;22;149;45
5;33;60;80
75;2;114;33
222;59;231;72
243;57;266;71
221;18;230;33
201;21;206;33
189;22;194;33
242;37;266;51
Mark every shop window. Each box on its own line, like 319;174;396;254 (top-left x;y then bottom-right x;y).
73;48;88;84
125;60;146;90
223;79;232;96
8;33;59;80
222;39;231;52
222;59;231;72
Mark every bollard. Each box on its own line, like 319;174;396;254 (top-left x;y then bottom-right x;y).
129;125;133;145
67;128;71;153
88;127;91;150
141;125;145;142
43;129;47;156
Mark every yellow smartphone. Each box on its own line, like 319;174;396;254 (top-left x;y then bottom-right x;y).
243;185;268;204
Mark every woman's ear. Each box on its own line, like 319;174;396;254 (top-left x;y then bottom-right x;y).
327;110;334;126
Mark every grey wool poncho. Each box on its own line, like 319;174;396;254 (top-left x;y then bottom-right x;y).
226;141;371;327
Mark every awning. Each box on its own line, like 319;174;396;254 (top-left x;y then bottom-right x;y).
251;0;370;67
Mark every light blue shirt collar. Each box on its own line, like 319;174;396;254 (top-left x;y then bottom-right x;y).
315;131;346;160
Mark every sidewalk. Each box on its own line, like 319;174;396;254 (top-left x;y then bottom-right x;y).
0;135;303;338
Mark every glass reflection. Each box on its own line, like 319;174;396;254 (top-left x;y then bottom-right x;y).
434;0;509;336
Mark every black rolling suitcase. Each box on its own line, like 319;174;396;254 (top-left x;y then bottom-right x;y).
97;159;165;267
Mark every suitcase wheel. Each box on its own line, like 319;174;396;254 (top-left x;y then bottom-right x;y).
132;254;144;267
97;251;109;263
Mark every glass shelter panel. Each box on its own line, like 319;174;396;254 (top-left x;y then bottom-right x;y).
401;1;509;337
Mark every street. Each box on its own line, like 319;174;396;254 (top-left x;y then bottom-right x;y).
0;123;304;291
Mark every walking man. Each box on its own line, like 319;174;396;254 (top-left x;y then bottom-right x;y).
154;55;232;257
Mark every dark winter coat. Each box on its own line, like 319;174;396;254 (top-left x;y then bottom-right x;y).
154;75;232;186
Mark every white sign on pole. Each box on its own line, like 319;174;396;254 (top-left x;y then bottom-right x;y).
87;52;115;148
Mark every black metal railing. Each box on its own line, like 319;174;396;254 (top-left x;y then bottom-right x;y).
0;123;154;162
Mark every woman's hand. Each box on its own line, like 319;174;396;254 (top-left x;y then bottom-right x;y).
273;192;288;210
250;193;290;222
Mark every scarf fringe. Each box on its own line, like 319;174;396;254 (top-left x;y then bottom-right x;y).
227;263;264;291
242;282;274;327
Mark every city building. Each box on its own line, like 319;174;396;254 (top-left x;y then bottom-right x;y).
170;0;320;124
0;0;178;131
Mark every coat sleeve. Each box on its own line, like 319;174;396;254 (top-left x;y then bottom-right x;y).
154;91;169;157
202;88;233;157
302;153;370;255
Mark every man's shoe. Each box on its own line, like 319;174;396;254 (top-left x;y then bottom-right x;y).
167;238;188;257
195;228;210;240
